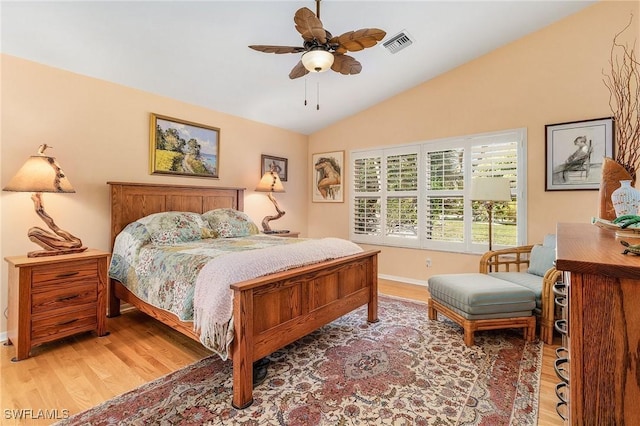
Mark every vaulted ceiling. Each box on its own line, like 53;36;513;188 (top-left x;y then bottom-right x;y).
1;1;595;135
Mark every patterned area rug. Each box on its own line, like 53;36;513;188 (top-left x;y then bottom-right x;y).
56;297;542;425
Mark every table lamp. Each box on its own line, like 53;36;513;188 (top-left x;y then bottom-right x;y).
470;177;511;251
255;169;286;233
3;145;87;257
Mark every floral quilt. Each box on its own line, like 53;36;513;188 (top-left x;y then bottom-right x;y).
109;210;364;358
109;222;300;322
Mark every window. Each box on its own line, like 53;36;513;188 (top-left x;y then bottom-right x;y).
350;129;526;253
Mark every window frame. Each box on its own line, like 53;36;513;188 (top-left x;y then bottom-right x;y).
350;128;527;253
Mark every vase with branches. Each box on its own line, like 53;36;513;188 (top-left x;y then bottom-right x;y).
603;14;640;183
599;14;640;220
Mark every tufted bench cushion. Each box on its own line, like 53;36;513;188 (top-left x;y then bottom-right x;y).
427;273;537;346
489;272;543;309
428;273;536;319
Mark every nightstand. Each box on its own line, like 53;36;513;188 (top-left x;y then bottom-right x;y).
4;249;110;361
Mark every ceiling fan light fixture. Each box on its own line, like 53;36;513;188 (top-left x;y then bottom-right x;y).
301;49;334;73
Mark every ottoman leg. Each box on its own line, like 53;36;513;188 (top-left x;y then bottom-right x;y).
463;326;475;346
427;298;438;320
525;316;536;342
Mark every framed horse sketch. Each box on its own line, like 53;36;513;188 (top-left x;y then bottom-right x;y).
261;154;288;181
312;151;344;202
545;117;613;191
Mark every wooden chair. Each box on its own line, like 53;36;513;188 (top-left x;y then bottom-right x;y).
479;245;562;344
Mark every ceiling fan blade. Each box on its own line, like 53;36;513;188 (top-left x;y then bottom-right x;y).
249;45;306;54
331;28;387;54
294;7;327;44
289;61;310;79
331;54;362;75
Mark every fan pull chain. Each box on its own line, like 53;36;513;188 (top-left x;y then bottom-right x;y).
302;77;321;110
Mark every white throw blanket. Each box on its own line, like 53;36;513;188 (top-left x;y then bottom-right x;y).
193;237;363;360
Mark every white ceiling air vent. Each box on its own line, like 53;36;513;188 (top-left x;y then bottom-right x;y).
382;30;414;54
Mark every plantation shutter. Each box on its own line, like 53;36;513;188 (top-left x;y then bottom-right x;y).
424;147;465;249
470;137;519;247
352;153;382;242
386;151;419;241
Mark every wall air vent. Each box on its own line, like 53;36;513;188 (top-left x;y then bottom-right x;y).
382;30;414;54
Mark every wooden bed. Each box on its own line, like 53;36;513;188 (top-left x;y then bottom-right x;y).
106;181;380;409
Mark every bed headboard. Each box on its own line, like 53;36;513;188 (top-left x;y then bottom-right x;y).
108;181;245;249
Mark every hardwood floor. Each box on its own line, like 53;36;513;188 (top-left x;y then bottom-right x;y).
1;280;563;425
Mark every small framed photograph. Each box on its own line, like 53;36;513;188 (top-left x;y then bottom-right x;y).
261;154;288;182
312;151;344;203
545;117;614;191
150;113;220;178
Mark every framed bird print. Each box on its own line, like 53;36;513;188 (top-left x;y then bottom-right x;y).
545;117;613;191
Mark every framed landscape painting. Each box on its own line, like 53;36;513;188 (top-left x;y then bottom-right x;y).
312;151;344;203
545;117;613;191
150;113;220;178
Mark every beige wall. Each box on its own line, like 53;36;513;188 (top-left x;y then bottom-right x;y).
308;0;640;283
0;56;309;334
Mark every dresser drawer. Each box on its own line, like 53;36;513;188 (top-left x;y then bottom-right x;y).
31;283;97;315
31;259;98;290
31;305;98;345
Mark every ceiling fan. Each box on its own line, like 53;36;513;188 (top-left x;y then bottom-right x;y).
249;0;386;79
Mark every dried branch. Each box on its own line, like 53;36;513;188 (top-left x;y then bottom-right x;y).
603;13;640;183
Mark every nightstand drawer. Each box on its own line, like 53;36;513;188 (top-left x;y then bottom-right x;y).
31;305;98;345
31;259;98;290
31;283;97;315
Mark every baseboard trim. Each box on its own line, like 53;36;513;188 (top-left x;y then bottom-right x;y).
379;274;429;287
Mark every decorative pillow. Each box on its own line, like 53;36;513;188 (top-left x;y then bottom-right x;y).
543;234;556;249
527;244;556;277
202;208;259;238
139;212;213;245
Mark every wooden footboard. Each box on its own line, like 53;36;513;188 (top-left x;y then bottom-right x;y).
230;249;379;408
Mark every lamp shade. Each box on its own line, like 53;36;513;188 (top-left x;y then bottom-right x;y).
256;171;285;193
470;177;511;202
301;49;335;73
3;155;75;193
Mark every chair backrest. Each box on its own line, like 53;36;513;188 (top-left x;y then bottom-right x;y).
528;234;556;276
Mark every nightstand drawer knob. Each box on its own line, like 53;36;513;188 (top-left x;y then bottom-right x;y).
56;294;79;302
55;271;80;279
57;318;78;326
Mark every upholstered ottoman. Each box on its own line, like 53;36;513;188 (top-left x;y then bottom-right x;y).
427;273;536;346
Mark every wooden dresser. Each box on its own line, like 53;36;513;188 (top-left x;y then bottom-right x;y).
5;249;110;361
555;223;640;424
